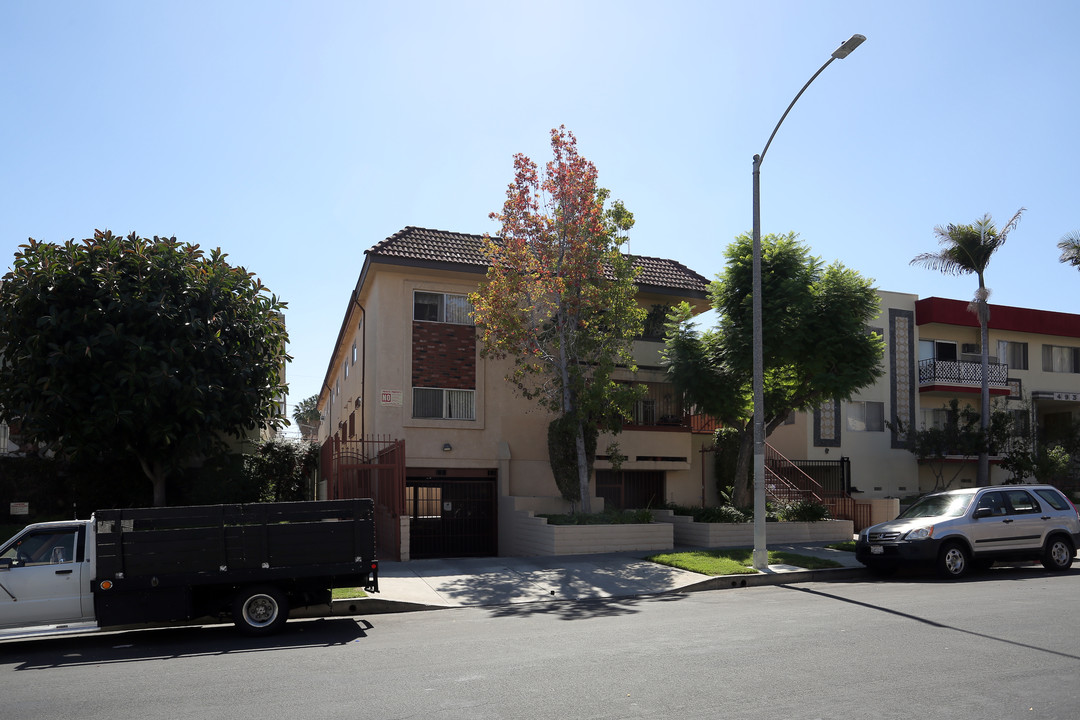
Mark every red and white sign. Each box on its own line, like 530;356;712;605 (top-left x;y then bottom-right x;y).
380;390;403;407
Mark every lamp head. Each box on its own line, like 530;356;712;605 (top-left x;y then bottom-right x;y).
831;34;866;59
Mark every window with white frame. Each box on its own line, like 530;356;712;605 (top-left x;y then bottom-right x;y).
921;407;953;430
413;388;475;420
1042;344;1080;373
846;401;884;432
1009;408;1030;437
997;340;1028;370
414;291;474;325
920;339;957;362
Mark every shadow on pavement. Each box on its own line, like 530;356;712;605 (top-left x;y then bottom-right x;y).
781;572;1080;662
480;589;690;621
0;617;374;671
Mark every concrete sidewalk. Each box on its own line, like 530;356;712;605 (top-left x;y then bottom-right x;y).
330;543;867;615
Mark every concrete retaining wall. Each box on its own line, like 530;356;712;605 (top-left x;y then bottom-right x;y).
501;507;673;557
651;509;854;547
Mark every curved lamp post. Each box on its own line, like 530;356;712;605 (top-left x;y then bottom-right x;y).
751;33;866;570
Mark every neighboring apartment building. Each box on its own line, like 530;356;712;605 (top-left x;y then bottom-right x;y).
769;291;1080;500
316;226;714;559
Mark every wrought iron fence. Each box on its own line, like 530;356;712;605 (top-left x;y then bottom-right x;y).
918;358;1009;387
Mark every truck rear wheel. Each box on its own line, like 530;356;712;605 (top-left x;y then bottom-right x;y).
233;585;289;636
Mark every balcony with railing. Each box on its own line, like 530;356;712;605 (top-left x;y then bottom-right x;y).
622;382;721;434
628;382;687;429
918;358;1010;395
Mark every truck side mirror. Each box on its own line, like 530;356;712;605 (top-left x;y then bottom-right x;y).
973;508;992;519
0;558;12;571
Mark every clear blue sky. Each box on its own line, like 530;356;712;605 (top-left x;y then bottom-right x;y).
3;1;1078;437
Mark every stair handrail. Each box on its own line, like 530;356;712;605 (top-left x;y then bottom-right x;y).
765;443;826;502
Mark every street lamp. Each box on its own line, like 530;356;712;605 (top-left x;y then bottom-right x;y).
750;33;865;570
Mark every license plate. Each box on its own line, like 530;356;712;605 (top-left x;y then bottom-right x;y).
870;545;884;555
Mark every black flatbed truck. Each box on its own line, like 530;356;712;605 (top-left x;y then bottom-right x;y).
0;499;378;638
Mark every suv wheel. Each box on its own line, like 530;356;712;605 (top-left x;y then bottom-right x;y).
1041;536;1075;572
937;541;970;579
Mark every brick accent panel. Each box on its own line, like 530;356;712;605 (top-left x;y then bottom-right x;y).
412;322;476;389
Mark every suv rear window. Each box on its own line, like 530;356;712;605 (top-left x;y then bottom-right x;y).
1033;487;1070;511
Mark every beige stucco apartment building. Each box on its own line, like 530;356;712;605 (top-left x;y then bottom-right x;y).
316;227;1080;559
315;227;715;559
770;291;1080;500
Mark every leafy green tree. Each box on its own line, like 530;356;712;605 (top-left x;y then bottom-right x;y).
890;399;993;491
0;230;290;506
664;232;884;508
245;438;319;502
1058;231;1080;270
910;208;1024;485
469;127;646;512
292;394;321;441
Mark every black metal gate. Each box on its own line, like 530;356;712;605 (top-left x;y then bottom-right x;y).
406;474;497;559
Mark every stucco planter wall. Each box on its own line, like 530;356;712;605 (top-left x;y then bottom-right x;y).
651;509;854;547
502;509;673;557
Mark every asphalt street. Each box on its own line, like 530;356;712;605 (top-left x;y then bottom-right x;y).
3;566;1079;720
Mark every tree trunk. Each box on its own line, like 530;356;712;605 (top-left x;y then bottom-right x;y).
731;421;754;508
575;417;592;514
977;286;991;486
138;456;168;506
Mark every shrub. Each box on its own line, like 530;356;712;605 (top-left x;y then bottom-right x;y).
666;503;748;524
776;499;831;523
539;508;653;525
667;499;833;523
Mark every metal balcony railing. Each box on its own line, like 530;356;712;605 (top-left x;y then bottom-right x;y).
918;358;1009;388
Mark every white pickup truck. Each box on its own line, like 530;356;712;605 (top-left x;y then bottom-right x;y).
0;499;378;640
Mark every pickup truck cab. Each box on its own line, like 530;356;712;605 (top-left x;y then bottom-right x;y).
0;520;91;632
0;499;378;640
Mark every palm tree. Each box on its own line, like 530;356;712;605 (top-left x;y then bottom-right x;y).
911;208;1025;486
1058;231;1080;270
292;394;322;442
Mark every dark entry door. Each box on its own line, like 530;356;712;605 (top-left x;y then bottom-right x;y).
596;470;665;510
406;476;497;558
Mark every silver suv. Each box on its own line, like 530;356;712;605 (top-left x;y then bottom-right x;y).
855;485;1080;578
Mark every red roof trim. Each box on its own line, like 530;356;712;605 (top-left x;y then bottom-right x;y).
915;297;1080;339
919;384;1011;396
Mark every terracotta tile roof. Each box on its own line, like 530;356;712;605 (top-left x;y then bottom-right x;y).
367;226;709;295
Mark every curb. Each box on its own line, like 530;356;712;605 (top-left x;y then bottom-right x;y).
327;566;869;615
676;566;867;593
329;597;447;615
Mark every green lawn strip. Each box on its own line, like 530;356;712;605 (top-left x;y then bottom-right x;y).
826;540;856;552
647;548;843;575
332;587;368;600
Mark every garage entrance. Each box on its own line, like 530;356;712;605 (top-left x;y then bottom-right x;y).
406;470;497;559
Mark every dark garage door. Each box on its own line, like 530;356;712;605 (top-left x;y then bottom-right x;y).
406;475;497;558
596;470;665;510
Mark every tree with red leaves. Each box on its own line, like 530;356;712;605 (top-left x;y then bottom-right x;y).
470;127;644;513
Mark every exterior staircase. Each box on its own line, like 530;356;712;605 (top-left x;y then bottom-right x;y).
765;443;856;524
